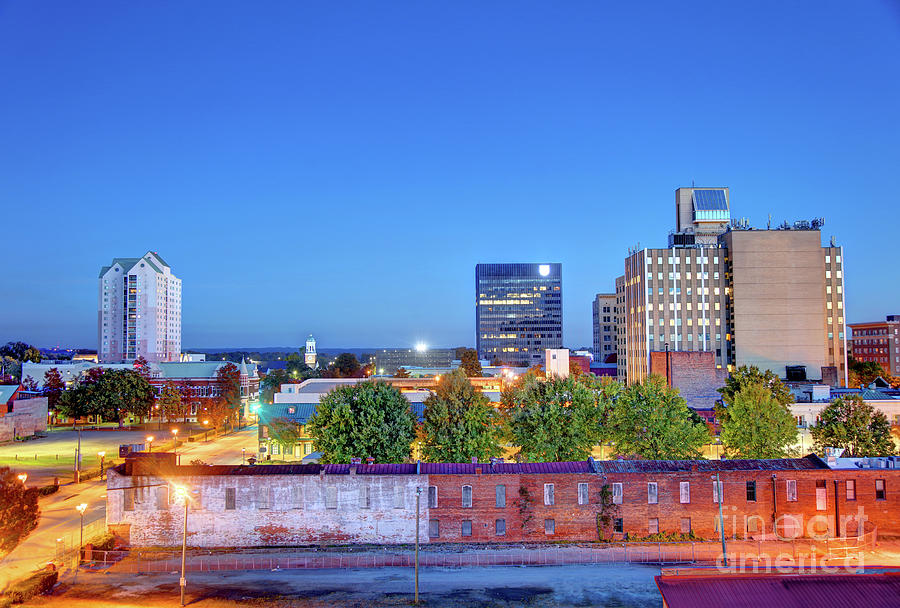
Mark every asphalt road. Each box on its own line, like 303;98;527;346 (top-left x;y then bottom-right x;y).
0;425;260;591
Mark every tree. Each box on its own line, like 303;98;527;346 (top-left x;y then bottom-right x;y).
568;359;584;379
203;397;230;429
21;375;39;392
157;381;187;423
718;365;793;409
268;417;302;458
719;382;799;458
811;395;895;457
393;367;411;378
307;381;416;463
0;342;42;363
607;375;710;460
0;356;22;383
0;467;40;554
848;356;886;388
505;375;612;462
56;383;94;425
42;368;65;409
90;370;156;425
329;353;362;378
260;369;290;403
459;349;482;377
422;369;503;462
216;362;243;427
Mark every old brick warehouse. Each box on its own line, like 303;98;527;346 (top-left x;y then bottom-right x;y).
106;453;900;547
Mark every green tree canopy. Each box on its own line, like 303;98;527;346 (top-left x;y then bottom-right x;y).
719;382;799;458
308;381;416;463
718;365;793;409
0;341;42;363
505;375;613;462
260;369;290;404
848;356;885;388
158;381;187;423
422;369;503;462
216;362;243;425
607;375;710;460
0;467;40;554
268;417;302;456
459;349;482;377
329;353;362;378
811;395;895;457
56;369;154;425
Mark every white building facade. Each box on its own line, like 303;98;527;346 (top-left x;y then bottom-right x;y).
99;251;181;363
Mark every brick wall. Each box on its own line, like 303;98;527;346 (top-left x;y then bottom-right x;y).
649;351;728;409
0;396;48;442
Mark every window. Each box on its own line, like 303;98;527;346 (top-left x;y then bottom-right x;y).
428;486;438;508
359;487;370;508
462;485;473;508
713;480;723;504
648;518;659;535
679;482;690;504
544;519;555;535
191;489;203;511
495;485;506;508
544;483;555;506
613;518;623;533
846;480;856;501
394;486;405;509
325;486;337;509
612;483;623;505
680;518;691;534
429;519;439;538
461;520;472;537
225;488;236;510
876;479;886;500
257;487;269;510
647;482;658;504
292;486;303;509
746;481;756;502
578;483;589;505
495;519;506;536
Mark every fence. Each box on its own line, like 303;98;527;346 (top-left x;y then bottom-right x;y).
86;533;877;574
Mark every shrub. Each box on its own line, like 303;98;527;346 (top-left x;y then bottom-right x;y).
4;568;58;603
36;484;60;497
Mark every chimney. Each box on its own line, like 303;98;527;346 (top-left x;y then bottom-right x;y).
349;465;357;476
471;457;478;464
366;456;375;465
475;467;482;475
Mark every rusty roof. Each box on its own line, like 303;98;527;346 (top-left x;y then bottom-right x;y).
591;455;828;474
655;573;900;608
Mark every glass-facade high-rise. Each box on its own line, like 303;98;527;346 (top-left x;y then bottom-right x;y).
475;263;562;367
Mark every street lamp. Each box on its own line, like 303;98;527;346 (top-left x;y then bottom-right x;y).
75;503;88;551
173;486;190;607
241;447;246;465
202;420;209;442
17;473;27;486
97;451;106;480
146;435;154;453
172;428;179;458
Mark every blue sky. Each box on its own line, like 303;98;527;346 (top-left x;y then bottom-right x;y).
1;1;898;350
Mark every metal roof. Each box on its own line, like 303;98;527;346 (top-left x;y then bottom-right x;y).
692;189;728;211
591;455;827;474
157;361;257;379
0;385;19;404
655;573;900;608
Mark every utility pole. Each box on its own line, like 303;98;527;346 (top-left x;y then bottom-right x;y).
177;488;189;606
75;427;82;483
415;486;422;605
715;472;728;567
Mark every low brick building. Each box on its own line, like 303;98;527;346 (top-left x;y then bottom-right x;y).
106;454;900;547
0;385;48;442
649;351;728;409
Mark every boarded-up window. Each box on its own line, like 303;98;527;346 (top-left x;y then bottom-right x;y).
428;486;438;508
156;486;169;510
816;480;827;511
544;483;555;506
225;488;236;510
394;486;404;509
648;482;658;504
124;487;135;511
648;518;659;534
461;520;472;537
846;480;856;501
428;519;439;538
712;481;724;504
461;485;472;508
292;486;303;509
680;518;691;534
612;483;623;505
190;489;202;511
359;486;370;509
544;519;555;535
786;480;797;502
679;482;690;504
495;519;506;536
258;487;269;510
614;518;623;533
495;484;506;508
577;483;589;505
876;479;886;500
746;481;756;502
326;486;337;509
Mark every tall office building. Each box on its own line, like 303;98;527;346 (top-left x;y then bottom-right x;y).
98;251;181;363
476;263;562;367
848;316;900;378
592;293;616;359
619;187;847;386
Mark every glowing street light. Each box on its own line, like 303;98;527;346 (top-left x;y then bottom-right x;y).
97;451;106;480
171;428;179;457
415;342;427;353
202;420;209;442
75;503;88;550
173;486;190;606
146;435;154;452
17;473;27;486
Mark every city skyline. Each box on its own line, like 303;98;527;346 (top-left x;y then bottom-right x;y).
2;2;899;349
